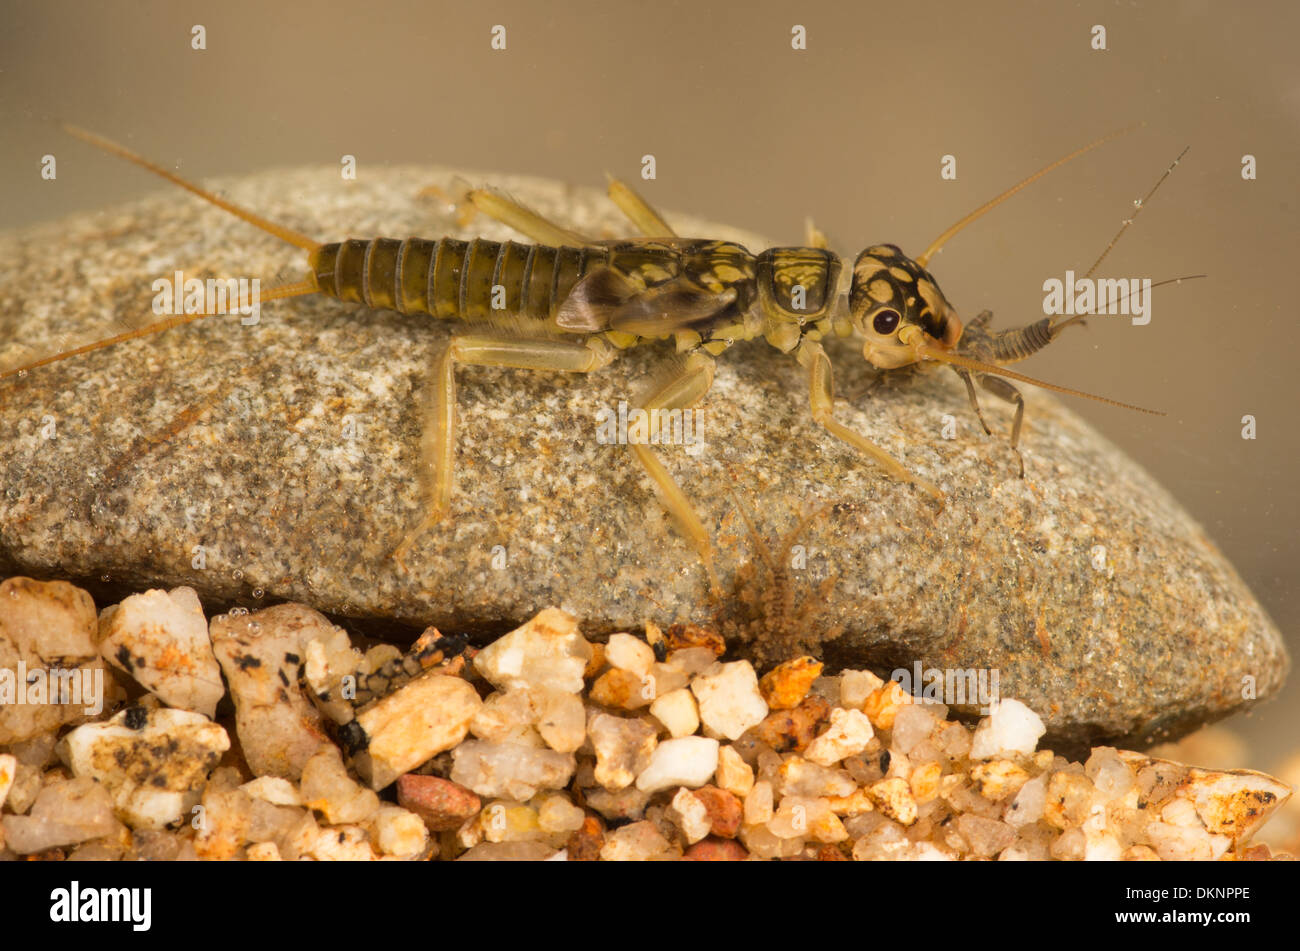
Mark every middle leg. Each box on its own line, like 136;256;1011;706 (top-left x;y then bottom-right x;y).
393;333;614;567
626;350;720;590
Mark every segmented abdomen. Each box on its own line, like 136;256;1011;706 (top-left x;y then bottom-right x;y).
308;238;612;323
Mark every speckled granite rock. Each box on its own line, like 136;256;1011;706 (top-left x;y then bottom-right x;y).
0;163;1287;752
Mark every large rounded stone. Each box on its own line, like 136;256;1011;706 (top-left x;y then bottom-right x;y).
0;164;1286;754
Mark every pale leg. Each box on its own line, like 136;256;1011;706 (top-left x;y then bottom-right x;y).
626;352;719;589
606;177;679;237
798;340;944;502
392;334;613;567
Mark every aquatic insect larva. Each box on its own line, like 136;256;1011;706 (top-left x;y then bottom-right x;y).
3;126;1193;587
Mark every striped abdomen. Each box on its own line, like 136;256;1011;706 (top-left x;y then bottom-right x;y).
308;238;613;324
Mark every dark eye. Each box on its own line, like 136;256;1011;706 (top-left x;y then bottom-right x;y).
872;309;901;335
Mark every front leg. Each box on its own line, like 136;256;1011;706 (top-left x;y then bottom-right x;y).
797;340;944;503
978;374;1027;478
953;366;994;437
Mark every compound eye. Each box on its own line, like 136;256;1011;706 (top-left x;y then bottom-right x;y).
872;309;901;335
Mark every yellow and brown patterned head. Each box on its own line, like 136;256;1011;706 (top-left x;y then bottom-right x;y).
850;245;962;369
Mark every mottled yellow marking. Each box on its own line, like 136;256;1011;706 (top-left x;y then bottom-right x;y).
868;245;896;257
917;279;946;315
784;263;823;285
702;339;729;356
855;257;886;278
637;264;673;284
889;266;912;282
869;279;895;303
713;263;747;284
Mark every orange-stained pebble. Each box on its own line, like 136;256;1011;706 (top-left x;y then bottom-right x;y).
759;656;824;711
682;837;749;861
664;623;726;657
863;680;912;730
691;784;743;838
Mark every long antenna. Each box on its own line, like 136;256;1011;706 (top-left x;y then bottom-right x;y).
1050;273;1205;335
1080;146;1190;281
915;344;1164;415
916;124;1141;268
63;124;322;252
0;280;317;382
0;127;328;381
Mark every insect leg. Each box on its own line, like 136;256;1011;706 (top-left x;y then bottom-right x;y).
798;340;944;503
954;367;995;437
626;352;719;589
391;334;614;568
978;375;1027;478
804;218;829;250
418;182;481;230
463;189;593;246
606;178;678;237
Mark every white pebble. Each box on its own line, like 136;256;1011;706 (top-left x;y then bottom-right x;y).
691;662;769;741
534;688;586;753
451;740;576;801
606;633;655;678
1003;774;1047;827
98;586;224;718
805;707;874;766
240;776;302;807
970;699;1045;759
667;788;712;844
636;736;719;793
890;703;942;755
650;688;700;738
473;608;592;693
